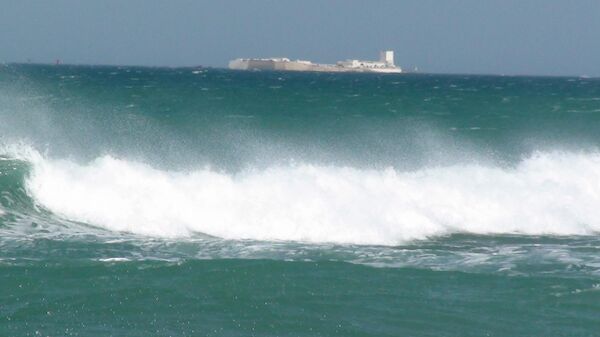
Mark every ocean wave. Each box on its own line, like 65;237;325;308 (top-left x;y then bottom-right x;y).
10;147;600;245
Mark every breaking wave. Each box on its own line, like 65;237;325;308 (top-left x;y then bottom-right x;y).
5;146;600;245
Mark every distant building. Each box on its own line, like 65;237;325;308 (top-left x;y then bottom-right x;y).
380;50;395;66
229;51;402;73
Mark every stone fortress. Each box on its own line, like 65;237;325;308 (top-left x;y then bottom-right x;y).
229;51;402;73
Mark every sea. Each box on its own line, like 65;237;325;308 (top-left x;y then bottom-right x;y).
1;64;599;336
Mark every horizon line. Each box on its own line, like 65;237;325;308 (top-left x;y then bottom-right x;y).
2;61;596;79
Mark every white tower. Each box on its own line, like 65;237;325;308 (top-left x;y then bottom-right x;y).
379;50;395;66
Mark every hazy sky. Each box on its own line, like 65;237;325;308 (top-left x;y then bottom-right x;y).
1;0;599;76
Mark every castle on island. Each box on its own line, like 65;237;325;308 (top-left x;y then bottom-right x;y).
229;51;402;73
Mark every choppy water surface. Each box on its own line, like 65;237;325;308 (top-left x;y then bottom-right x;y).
1;64;600;336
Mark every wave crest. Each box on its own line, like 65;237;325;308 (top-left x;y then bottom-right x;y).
17;150;600;245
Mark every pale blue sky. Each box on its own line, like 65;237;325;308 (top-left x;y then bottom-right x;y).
1;0;599;76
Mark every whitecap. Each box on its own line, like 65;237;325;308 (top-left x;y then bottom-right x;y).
22;150;600;245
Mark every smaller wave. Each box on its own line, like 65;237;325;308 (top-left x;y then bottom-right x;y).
97;257;131;263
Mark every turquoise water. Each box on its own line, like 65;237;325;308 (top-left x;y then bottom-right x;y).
1;64;600;336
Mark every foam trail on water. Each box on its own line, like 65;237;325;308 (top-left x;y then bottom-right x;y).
21;150;600;245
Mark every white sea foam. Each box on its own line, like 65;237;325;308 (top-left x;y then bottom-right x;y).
97;257;131;262
21;151;600;245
